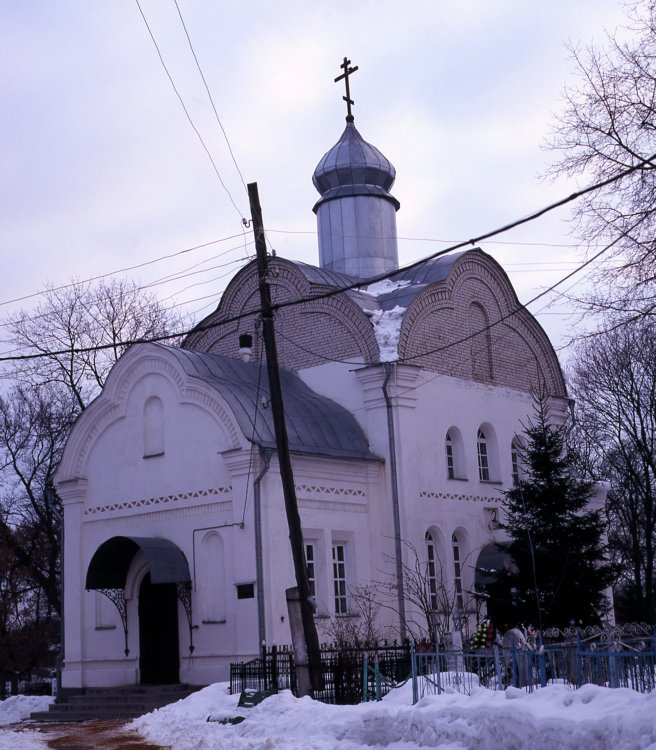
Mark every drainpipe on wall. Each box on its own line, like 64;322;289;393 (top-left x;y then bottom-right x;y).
253;448;272;647
382;363;407;642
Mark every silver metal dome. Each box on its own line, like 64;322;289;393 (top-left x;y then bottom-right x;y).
312;123;400;279
312;123;399;211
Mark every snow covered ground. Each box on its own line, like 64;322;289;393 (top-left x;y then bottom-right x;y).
1;682;656;749
0;695;52;750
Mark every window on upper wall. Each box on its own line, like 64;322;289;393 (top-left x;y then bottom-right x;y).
477;429;490;481
425;531;438;611
445;432;455;479
305;543;316;599
143;396;164;457
332;544;347;615
469;302;493;381
452;533;465;615
511;438;522;485
445;427;466;480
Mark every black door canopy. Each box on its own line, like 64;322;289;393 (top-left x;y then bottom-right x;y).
86;536;191;590
474;543;514;588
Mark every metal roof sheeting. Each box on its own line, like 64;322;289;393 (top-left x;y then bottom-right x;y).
86;536;191;589
159;345;379;461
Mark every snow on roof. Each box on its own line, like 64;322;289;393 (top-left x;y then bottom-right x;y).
365;305;407;362
363;278;411;297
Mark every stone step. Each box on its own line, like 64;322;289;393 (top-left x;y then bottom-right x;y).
30;709;140;722
67;692;186;705
30;684;201;722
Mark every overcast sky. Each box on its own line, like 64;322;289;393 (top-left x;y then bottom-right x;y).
0;0;632;361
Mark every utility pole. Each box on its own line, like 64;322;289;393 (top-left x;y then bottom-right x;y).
247;182;323;696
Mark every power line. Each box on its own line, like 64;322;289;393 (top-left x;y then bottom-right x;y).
398;213;648;365
2;153;652;364
0;232;247;309
0;243;251;332
265;226;622;250
134;0;246;220
172;0;248;194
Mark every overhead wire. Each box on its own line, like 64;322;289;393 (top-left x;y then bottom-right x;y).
0;241;251;333
169;0;252;260
134;0;246;222
172;0;248;194
1;151;653;364
0;233;248;310
265;226;625;250
247;211;651;397
398;211;648;365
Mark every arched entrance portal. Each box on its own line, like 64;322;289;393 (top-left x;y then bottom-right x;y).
86;536;192;685
138;572;180;684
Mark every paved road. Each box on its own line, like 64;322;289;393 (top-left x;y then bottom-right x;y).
31;720;166;750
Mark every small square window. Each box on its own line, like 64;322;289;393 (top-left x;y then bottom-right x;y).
236;583;255;599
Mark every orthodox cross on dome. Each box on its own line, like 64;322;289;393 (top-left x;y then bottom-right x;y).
334;56;359;122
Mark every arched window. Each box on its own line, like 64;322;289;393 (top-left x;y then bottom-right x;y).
477;429;490;481
425;531;438;611
444;427;466;480
511;438;522;485
452;533;464;615
143;396;164;457
469;302;493;381
201;533;226;623
445;432;455;479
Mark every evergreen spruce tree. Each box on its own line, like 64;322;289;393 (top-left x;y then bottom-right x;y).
488;399;614;630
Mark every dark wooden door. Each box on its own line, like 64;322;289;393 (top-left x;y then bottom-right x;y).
138;573;180;684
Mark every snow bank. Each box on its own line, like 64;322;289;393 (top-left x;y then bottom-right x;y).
0;695;52;726
0;695;53;750
131;681;656;750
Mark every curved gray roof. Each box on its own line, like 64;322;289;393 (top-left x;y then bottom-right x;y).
294;261;357;288
373;252;466;310
312;122;399;211
294;252;468;313
86;536;191;589
158;345;379;462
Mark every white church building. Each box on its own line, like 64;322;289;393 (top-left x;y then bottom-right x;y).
55;108;571;689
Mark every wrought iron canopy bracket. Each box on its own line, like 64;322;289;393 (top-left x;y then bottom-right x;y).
98;588;129;656
177;581;195;654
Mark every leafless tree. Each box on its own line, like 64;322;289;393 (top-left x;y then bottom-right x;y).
570;318;656;621
547;0;656;319
377;540;479;645
5;278;182;410
0;278;182;629
316;584;390;649
0;384;77;616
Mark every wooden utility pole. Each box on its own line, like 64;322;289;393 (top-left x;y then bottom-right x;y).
247;182;323;696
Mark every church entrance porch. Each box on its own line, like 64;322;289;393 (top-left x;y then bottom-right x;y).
138;573;180;684
85;535;193;685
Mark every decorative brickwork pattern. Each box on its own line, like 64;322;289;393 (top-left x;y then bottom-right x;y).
399;251;566;397
295;484;365;497
85;486;232;515
183;258;380;368
420;490;501;504
83;502;233;529
298;498;368;513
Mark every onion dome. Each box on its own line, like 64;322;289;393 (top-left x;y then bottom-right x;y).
312;122;400;212
312;121;400;278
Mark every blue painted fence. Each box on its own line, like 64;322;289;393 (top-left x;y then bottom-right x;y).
411;633;656;703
